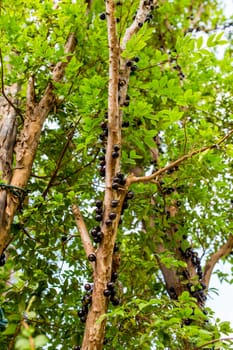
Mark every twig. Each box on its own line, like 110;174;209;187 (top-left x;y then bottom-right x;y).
127;129;233;185
194;337;233;350
203;235;233;288
0;48;24;121
42;119;80;198
72;204;94;262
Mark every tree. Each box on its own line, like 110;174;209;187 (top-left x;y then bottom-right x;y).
0;0;233;349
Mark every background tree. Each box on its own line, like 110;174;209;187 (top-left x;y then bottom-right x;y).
0;0;233;349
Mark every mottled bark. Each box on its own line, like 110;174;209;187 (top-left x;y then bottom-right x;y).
0;33;77;254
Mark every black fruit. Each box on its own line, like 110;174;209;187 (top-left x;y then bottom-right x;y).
113;144;120;151
110;296;120;306
112;151;119;158
138;22;143;27
111;200;119;207
112;182;119;190
103;289;111;297
107;281;115;290
126;60;133;67
73;346;81;350
95;200;103;208
84;283;92;291
88;254;96;262
0;253;6;267
111;272;118;281
80;315;87;323
114;243;119;252
99;13;106;20
95;207;103;214
78;309;86;317
100;121;107;129
109;212;116;220
105;219;112;226
122;121;130;127
95;214;103;222
133;56;140;62
131;65;138;71
126;191;134;199
82;295;92;305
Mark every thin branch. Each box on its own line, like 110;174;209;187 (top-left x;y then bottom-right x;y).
42;119;80;198
72;204;94;261
203;235;233;288
194;337;233;350
121;0;157;50
0;48;24;121
127;129;233;185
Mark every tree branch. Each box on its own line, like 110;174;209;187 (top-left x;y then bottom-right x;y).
72;204;94;261
203;235;233;288
0;32;77;254
121;0;157;50
127;129;233;185
194;337;233;350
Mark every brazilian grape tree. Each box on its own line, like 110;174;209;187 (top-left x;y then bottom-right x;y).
0;0;233;349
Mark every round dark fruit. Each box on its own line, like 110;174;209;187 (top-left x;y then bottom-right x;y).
124;101;129;107
107;282;115;290
133;56;140;62
116;17;120;23
99;160;106;167
78;309;86;317
131;65;138;71
100;121;107;129
61;235;67;242
95;214;103;222
82;295;92;305
99;168;105;177
88;254;96;262
99;13;106;20
122;121;130;127
110;296;120;306
0;254;6;267
138;22;143;27
114;243;119;252
113;176;121;183
122;201;129;209
105;219;112;226
93;236;101;243
111;200;119;208
113;144;120;152
126;60;132;67
84;283;92;291
112;182;119;190
111;272;118;281
73;346;81;350
112;151;119;159
80;315;87;323
109;212;116;220
103;289;111;297
99;155;105;161
95;207;103;214
126;191;134;199
95;200;103;208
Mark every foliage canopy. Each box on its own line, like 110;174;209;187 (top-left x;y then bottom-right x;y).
0;0;233;349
